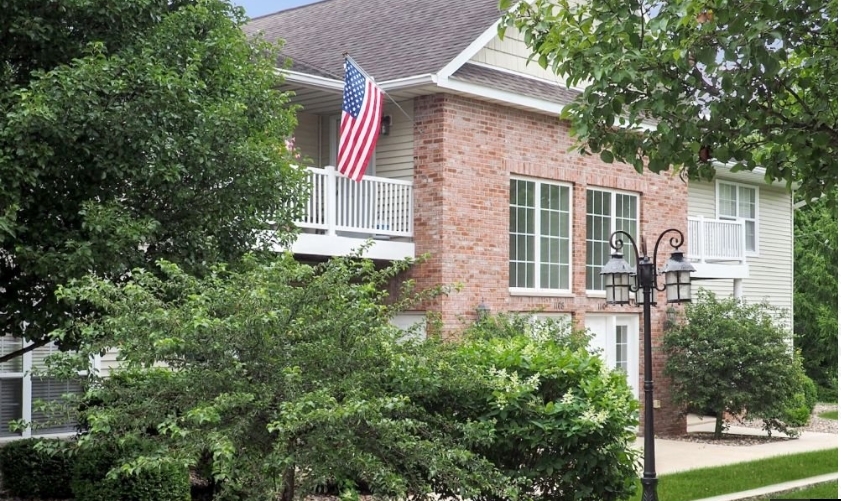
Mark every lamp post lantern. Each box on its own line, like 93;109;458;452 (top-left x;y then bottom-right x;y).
600;229;695;501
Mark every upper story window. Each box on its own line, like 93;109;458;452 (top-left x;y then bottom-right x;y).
509;178;572;292
716;181;758;254
586;188;639;293
0;338;85;439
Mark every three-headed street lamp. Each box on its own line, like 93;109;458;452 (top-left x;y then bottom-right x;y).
600;229;695;501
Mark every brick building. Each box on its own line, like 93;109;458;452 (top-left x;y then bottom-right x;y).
240;0;792;437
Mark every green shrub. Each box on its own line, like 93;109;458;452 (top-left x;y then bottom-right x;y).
783;393;811;427
0;438;74;499
802;375;819;412
71;440;189;501
401;322;640;501
664;291;801;438
817;377;838;402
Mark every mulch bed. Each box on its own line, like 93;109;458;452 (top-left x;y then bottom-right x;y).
659;431;794;446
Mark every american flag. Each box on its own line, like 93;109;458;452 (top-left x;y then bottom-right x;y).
338;58;384;182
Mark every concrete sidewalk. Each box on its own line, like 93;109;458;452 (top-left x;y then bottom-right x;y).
633;414;839;475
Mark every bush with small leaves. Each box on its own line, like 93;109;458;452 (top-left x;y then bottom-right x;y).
71;439;189;501
664;290;802;438
0;438;74;499
396;314;640;501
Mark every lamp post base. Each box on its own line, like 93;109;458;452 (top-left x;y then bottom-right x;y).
641;477;658;501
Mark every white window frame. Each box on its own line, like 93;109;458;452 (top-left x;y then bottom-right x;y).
0;339;98;442
715;180;759;256
509;176;574;295
585;188;640;296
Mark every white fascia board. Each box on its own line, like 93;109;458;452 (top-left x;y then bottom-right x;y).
279;67;436;92
437;75;563;115
276;68;344;91
437;22;504;80
380;74;437;90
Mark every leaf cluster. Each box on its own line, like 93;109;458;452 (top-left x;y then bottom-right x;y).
43;254;640;501
0;0;305;352
501;0;837;204
792;191;838;387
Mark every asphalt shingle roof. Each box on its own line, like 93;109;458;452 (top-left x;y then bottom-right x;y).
244;0;505;82
451;63;581;105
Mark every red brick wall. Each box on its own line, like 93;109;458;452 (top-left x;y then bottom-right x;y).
411;93;688;435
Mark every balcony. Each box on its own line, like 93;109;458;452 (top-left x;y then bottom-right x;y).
687;216;750;279
288;166;415;260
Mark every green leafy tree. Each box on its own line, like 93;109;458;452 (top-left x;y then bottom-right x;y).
0;0;304;361
663;290;801;438
793;191;838;390
45;254;641;501
501;0;838;203
55;254;511;501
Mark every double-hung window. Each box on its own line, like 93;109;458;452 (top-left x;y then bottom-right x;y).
586;188;639;293
716;181;758;254
509;178;572;292
0;338;86;439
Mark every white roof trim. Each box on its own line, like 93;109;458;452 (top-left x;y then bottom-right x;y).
437;22;503;80
437;75;563;115
380;74;437;90
278;69;343;91
279;68;436;92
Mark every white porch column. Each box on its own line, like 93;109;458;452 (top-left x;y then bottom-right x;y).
325;166;337;236
733;279;744;299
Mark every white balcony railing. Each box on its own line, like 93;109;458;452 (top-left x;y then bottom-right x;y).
297;166;413;238
687;216;746;264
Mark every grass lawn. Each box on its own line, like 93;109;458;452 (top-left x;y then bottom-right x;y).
818;410;838;420
628;449;838;501
753;480;838;500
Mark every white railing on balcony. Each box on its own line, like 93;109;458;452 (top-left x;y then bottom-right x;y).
297;166;413;238
687;216;746;263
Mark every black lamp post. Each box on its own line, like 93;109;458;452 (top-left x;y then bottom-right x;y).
600;229;695;501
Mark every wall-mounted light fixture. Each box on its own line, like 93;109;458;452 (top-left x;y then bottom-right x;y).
381;115;392;136
476;301;491;321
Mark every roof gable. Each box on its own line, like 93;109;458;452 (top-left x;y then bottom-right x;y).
244;0;504;82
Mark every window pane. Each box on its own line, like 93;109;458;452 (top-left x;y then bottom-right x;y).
0;337;23;373
31;377;83;435
745;220;756;253
719;183;737;217
738;186;756;219
510;180;536;288
0;378;22;437
586;190;611;290
615;326;628;373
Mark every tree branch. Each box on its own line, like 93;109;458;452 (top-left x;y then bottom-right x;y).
0;336;52;364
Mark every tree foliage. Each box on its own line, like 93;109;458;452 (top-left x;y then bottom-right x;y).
46;254;640;501
501;0;837;204
793;190;838;388
663;290;801;438
0;0;304;357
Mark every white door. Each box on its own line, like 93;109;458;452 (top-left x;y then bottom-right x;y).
585;314;640;400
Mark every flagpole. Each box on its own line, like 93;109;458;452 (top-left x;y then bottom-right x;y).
343;53;412;122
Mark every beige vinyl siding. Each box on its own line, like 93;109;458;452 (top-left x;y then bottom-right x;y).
470;28;569;84
97;348;121;377
374;100;414;181
294;112;320;166
688;176;794;331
